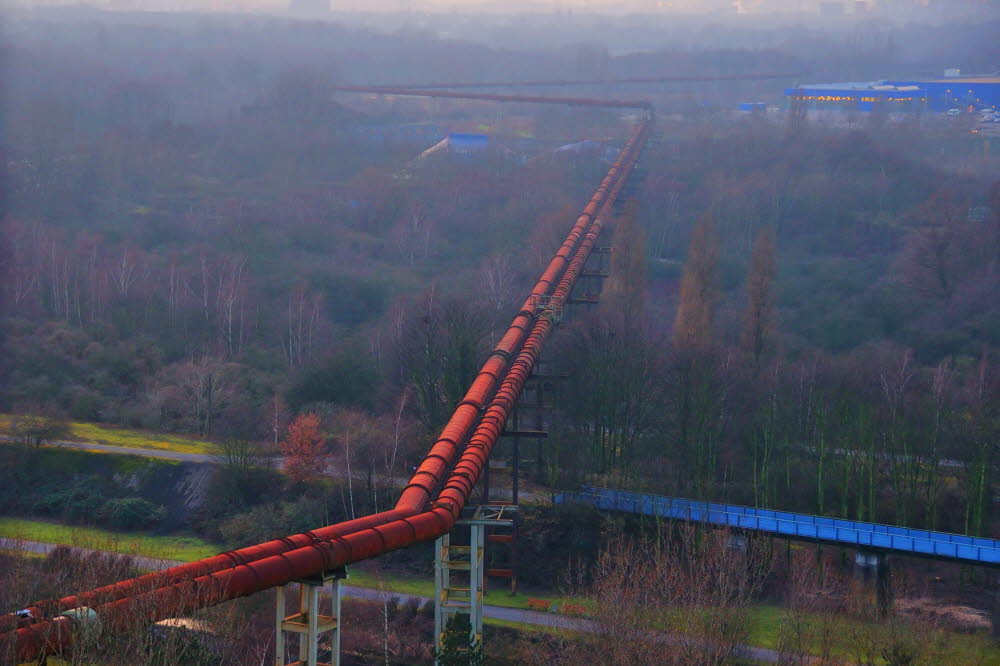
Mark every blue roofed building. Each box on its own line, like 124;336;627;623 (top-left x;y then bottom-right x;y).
784;74;1000;112
447;133;489;155
886;76;1000;111
784;81;929;112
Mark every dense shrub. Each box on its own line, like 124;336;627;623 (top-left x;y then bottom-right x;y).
286;350;379;410
33;475;108;523
218;493;341;548
96;497;167;530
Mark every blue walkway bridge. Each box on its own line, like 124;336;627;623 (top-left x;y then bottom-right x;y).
554;485;1000;567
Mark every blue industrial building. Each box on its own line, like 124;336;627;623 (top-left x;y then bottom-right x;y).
784;74;1000;112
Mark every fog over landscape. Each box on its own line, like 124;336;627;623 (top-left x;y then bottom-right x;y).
2;0;1000;663
4;0;1000;18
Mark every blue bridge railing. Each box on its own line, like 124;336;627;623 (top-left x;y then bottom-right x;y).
553;485;1000;566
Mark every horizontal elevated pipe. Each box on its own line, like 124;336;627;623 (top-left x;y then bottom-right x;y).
376;71;804;90
333;85;654;111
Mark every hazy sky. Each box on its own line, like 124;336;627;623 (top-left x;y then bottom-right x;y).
1;0;868;12
7;0;997;19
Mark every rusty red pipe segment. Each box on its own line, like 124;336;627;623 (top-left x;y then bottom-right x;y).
460;379;495;408
410;437;466;471
448;469;482;491
503;320;532;338
333;85;653;110
441;476;475;500
444;465;481;487
400;450;457;489
479;412;508;433
407;455;450;484
405;461;448;485
11;507;415;627
495;330;526;352
424;440;462;463
414;453;454;480
398;472;440;494
394;242;566;506
438;408;478;440
371;72;797;91
438;489;469;511
456;448;488;471
81;510;462;631
476;416;503;439
446;459;482;483
8;618;73;663
518;296;540;315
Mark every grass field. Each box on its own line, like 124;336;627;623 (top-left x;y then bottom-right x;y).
743;603;999;664
0;518;219;561
0;517;585;613
0;414;219;456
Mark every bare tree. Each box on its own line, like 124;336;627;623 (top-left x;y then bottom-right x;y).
216;254;246;356
573;527;771;666
283;284;322;368
777;547;840;664
213;438;262;475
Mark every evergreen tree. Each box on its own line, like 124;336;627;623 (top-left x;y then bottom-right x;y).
433;615;485;666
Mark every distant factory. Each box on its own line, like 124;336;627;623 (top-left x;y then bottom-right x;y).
784;71;1000;112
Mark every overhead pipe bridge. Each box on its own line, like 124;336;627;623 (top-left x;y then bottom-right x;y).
364;71;803;91
1;88;654;663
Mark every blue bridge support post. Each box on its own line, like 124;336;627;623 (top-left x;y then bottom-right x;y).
854;551;892;617
993;577;1000;638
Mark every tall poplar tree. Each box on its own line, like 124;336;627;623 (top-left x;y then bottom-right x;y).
740;225;777;363
673;216;719;351
670;216;723;497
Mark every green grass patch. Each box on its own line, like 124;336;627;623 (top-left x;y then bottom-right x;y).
346;568;591;614
744;604;784;651
0;517;220;562
744;603;1000;665
483;617;576;637
65;421;218;455
1;414;219;456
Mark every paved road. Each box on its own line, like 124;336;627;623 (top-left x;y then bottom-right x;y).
0;539;780;662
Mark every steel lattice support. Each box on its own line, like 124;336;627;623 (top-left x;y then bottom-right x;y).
434;506;515;663
275;567;346;666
